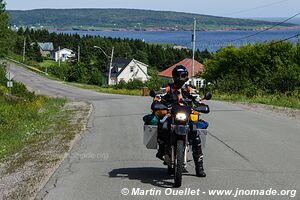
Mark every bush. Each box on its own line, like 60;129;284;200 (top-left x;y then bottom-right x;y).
0;64;35;100
114;79;145;90
124;79;144;90
11;82;35;100
114;80;126;89
88;68;102;86
204;41;300;95
67;62;88;83
0;85;8;95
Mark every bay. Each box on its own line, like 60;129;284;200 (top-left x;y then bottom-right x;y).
52;28;300;52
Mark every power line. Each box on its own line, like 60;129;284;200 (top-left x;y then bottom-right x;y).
271;32;300;45
229;10;300;42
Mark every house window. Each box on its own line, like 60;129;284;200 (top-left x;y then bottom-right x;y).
130;66;134;72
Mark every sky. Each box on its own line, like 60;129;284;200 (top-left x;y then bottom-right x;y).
5;0;300;18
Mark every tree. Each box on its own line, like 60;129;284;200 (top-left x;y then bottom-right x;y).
88;67;102;86
0;0;12;58
67;62;88;83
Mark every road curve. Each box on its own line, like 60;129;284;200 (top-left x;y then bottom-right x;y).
6;62;300;200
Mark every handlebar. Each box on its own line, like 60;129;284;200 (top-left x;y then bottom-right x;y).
150;89;212;101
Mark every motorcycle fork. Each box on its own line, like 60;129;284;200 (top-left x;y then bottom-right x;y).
171;145;175;168
172;135;189;169
183;135;189;168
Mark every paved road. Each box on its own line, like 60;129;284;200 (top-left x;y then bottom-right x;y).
7;62;300;200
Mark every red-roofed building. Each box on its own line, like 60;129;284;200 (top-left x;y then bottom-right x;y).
159;58;205;88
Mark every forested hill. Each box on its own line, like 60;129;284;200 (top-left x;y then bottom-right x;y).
8;9;296;30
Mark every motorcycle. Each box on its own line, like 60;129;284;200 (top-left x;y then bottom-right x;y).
146;89;212;187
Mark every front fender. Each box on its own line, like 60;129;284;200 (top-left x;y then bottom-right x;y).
173;125;190;136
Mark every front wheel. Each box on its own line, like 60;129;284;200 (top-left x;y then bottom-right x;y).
168;166;174;175
174;140;184;187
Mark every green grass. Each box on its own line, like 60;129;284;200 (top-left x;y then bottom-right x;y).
0;96;66;159
39;59;57;68
7;51;23;62
213;92;300;109
67;82;142;96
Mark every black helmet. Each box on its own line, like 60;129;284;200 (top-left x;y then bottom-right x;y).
172;65;189;88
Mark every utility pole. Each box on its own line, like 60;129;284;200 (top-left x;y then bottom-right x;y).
93;45;114;85
108;47;114;85
58;46;61;67
78;45;80;62
22;37;26;62
192;18;196;87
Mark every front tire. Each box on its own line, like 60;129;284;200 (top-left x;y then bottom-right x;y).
168;166;174;175
174;140;184;187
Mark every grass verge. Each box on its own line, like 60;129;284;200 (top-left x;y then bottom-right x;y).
67;82;142;96
0;96;91;199
0;96;66;160
213;92;300;110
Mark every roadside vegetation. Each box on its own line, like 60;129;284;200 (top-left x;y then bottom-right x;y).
0;63;91;199
1;4;92;197
0;64;67;160
203;42;300;109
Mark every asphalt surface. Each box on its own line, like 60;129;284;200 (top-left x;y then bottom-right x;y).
6;62;300;200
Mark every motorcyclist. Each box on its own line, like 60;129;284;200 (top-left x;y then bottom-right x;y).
154;64;206;177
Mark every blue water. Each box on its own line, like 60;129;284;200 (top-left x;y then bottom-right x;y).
52;29;300;52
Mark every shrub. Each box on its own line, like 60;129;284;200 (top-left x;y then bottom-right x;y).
124;79;144;90
88;68;102;86
114;80;126;89
11;82;35;101
204;41;300;95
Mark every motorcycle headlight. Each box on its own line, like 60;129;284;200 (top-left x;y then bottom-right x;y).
175;113;187;121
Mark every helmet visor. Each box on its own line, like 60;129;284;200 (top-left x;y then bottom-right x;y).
179;72;188;81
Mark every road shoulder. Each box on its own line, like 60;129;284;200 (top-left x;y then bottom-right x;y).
225;101;300;122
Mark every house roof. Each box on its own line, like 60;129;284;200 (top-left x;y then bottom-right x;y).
38;42;54;51
104;58;132;78
159;58;204;78
104;58;149;78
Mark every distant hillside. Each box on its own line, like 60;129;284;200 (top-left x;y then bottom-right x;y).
8;9;296;30
251;17;300;25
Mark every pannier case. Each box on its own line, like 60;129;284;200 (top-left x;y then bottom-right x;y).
143;125;158;149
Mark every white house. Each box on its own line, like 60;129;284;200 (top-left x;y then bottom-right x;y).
52;48;75;62
103;58;149;85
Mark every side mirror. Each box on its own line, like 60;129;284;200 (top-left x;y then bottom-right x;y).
149;90;156;98
194;104;210;114
203;92;212;100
